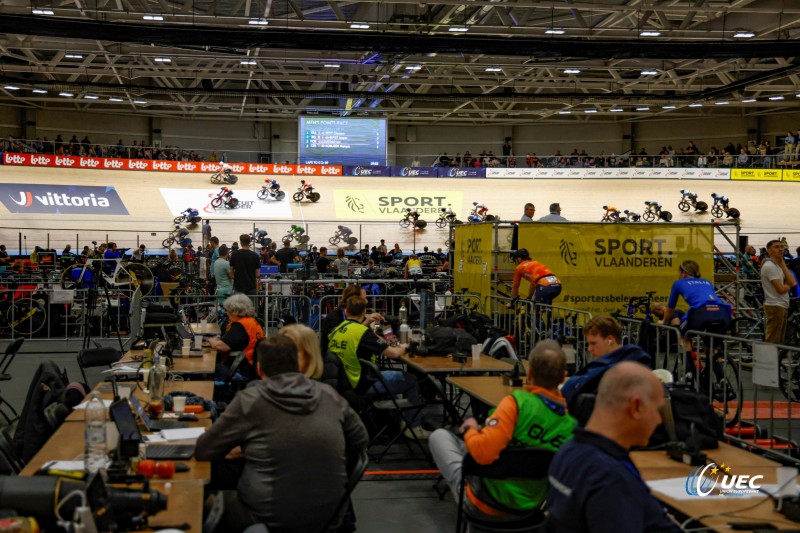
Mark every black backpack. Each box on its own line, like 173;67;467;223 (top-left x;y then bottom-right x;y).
419;326;477;356
648;384;722;450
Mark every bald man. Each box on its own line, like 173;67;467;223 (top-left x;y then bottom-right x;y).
546;362;681;532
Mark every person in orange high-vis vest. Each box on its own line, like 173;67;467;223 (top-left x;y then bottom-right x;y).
209;293;265;382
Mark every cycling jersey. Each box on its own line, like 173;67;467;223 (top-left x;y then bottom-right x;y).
513;260;559;287
667;278;731;316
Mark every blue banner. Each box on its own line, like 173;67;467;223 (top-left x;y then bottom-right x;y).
437;167;486;178
0;183;129;215
343;165;392;177
390;166;438;177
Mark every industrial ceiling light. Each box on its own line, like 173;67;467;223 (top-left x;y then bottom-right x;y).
733;30;755;38
65;53;83;59
545;29;565;35
610;108;624;112
3;85;19;91
640;69;659;76
83;94;99;99
448;26;469;32
109;97;123;102
240;59;257;65
324;64;340;68
248;19;268;25
32;89;48;94
563;68;581;74
558;110;571;114
58;92;74;97
688;103;703;107
133;99;147;104
635;106;650;111
742;98;757;103
640;30;661;37
32;8;54;15
584;109;598;113
662;104;677;109
405;65;422;71
715;101;729;105
485;67;502;72
350;23;370;29
153;57;171;63
143;14;163;20
769;95;785;101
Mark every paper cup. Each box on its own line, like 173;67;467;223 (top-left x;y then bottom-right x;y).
200;318;208;332
173;396;187;416
471;344;482;363
194;335;203;350
118;384;133;400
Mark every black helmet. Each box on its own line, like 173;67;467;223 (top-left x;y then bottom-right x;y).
510;248;530;260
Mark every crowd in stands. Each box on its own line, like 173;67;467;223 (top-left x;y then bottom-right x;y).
4;134;212;162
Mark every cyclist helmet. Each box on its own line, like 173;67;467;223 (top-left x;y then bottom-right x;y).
711;192;719;198
301;180;306;184
680;188;687;194
510;248;530;261
602;205;609;210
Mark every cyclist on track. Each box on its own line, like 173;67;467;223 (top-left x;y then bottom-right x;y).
472;202;488;217
404;208;420;222
507;249;562;307
289;224;305;237
711;193;729;209
219;161;233;177
658;259;732;375
338;225;353;239
680;189;698;201
265;178;280;190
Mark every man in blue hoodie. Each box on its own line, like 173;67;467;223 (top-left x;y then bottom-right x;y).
561;315;650;422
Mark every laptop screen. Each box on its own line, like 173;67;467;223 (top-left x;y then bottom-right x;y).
110;398;141;440
128;395;153;430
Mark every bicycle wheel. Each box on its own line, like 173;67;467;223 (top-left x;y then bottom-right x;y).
696;201;708;212
172;216;183;224
210;173;222;184
705;354;742;427
310;192;321;202
8;298;46;336
210;197;222;208
399;219;411;228
162;236;175;248
297;235;309;244
711;205;723;218
257;189;268;200
329;235;341;245
678;200;690;212
122;263;155;296
728;208;740;219
660;211;673;222
435;217;447;228
61;265;93;301
293;192;304;202
642;211;656;222
275;191;286;201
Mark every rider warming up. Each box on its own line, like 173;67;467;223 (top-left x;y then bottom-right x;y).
507;249;562;307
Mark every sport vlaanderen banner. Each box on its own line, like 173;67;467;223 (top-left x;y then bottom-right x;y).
516;222;715;315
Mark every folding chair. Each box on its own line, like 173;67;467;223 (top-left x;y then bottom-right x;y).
0;338;24;381
359;360;431;465
321;448;370;532
213;351;246;403
456;447;554;533
77;346;122;386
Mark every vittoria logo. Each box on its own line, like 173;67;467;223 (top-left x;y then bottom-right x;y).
0;184;128;215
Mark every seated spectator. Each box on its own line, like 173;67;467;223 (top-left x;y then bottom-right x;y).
546;362;681;532
404;254;423;279
196;336;368;532
737;147;749;167
392;243;403;259
279;323;323;380
319;284;383;355
430;340;576;519
560;315;650;416
209;293;266;382
328;295;429;439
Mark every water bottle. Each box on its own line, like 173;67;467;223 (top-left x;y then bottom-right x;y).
149;355;167;418
444;290;453;307
399;321;410;344
399;303;408;323
84;392;107;474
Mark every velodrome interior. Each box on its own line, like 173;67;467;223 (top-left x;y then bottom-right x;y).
3;0;800;531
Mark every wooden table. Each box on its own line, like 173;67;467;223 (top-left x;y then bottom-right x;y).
147;479;204;531
633;441;800;529
191;321;221;335
67;381;215;422
120;348;217;376
401;354;514;375
446;376;523;407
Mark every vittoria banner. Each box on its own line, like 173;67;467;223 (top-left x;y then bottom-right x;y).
0;183;129;215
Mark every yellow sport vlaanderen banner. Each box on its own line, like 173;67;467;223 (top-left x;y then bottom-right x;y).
333;189;463;220
517;223;714;315
730;168;783;181
453;223;494;309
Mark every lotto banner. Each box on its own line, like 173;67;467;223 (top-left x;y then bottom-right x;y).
2;153;342;176
453;223;494;310
730;168;783;181
517;223;714;315
332;189;463;220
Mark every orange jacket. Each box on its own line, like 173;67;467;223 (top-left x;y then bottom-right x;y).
513;260;558;287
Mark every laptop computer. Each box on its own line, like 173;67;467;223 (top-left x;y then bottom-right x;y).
129;395;189;431
110;397;195;461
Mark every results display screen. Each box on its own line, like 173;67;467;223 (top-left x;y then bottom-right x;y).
298;117;387;166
